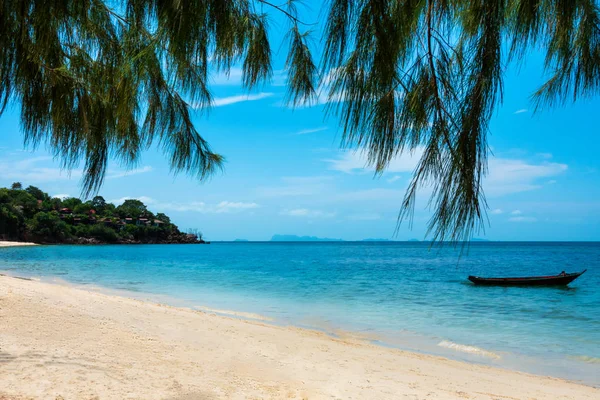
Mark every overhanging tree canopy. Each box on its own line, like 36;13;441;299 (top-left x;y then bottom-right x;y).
1;0;598;241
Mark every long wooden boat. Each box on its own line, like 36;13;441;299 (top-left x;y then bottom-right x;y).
468;270;586;287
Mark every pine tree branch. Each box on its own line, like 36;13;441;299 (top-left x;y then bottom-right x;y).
255;0;316;26
425;0;457;155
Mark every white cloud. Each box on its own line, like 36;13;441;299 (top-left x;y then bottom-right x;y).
211;68;287;87
511;210;522;215
155;200;258;214
514;109;528;114
319;150;567;207
0;156;82;183
211;68;244;86
325;147;424;174
387;175;401;183
106;166;153;179
322;154;568;210
348;213;382;221
336;188;405;202
211;92;274;107
213;201;260;213
276;93;334;109
13;156;53;166
280;208;336;218
320;68;338;87
278;67;349;109
0;156;155;186
295;127;328;135
484;158;568;197
109;196;156;205
281;176;333;185
509;216;537;222
271;70;287;87
313;91;345;107
315;69;348;105
491;209;503;215
257;176;334;197
108;197;259;214
52;194;71;200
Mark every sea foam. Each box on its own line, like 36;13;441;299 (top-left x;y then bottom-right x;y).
438;340;500;359
568;355;600;364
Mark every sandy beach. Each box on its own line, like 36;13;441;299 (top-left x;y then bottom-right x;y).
0;275;597;400
0;241;37;248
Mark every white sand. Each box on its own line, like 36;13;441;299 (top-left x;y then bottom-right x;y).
0;275;597;400
0;241;37;248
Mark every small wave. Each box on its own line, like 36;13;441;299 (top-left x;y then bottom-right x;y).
0;272;39;281
438;340;500;359
568;355;600;364
194;306;273;322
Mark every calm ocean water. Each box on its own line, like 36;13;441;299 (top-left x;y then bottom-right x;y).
1;242;599;385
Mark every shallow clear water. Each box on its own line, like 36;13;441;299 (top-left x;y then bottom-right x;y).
1;242;599;385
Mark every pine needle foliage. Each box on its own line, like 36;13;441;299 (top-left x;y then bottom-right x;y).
0;0;315;195
322;0;600;242
1;0;599;242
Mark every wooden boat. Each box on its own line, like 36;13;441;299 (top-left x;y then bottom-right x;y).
468;270;586;287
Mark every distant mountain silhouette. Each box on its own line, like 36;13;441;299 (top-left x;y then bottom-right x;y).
270;234;344;242
361;238;391;242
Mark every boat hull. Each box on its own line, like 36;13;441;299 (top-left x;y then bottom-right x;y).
468;270;586;287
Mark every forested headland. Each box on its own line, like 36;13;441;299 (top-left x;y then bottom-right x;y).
0;183;204;245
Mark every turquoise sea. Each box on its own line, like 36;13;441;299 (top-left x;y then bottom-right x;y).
1;242;599;385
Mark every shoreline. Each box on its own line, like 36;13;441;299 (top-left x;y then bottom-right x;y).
1;274;598;399
15;271;597;386
0;240;207;246
0;241;37;248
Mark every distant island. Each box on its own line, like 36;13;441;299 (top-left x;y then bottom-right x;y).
270;236;486;243
234;239;249;242
270;234;344;242
0;183;204;245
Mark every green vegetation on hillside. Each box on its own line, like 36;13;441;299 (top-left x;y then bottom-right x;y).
0;183;202;244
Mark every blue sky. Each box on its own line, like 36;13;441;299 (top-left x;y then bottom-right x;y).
1;3;599;241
